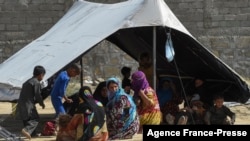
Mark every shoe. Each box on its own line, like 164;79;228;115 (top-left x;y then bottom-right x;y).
22;128;31;140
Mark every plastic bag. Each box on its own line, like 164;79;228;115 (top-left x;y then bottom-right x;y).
165;33;175;62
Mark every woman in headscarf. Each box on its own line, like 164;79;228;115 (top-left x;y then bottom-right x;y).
105;77;139;140
156;77;183;124
56;86;108;141
131;71;162;133
93;81;109;107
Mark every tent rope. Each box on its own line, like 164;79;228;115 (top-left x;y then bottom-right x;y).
164;27;196;124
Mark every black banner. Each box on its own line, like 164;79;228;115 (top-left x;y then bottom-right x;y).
143;125;249;139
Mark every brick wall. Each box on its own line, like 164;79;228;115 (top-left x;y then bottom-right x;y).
165;0;250;78
0;0;249;81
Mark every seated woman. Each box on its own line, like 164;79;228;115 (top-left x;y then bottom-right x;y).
157;77;176;109
56;86;108;141
105;77;139;140
93;81;109;107
156;78;183;124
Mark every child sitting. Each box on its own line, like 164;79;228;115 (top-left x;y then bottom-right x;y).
204;95;236;125
56;114;75;141
178;94;206;125
121;66;132;95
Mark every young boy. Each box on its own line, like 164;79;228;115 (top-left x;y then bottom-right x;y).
16;65;46;140
205;95;236;125
50;63;81;118
121;66;132;95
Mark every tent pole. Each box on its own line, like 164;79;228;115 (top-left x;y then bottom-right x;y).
153;27;157;90
80;58;83;87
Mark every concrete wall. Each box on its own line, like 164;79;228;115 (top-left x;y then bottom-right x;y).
0;0;249;82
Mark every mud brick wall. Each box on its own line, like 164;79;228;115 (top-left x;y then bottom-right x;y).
0;0;249;81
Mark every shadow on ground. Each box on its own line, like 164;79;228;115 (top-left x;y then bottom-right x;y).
0;113;55;140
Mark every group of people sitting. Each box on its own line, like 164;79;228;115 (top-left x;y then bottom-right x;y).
57;70;162;141
156;77;236;125
56;63;236;141
57;70;236;141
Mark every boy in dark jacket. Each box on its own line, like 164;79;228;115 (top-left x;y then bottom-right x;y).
16;65;46;140
205;95;236;125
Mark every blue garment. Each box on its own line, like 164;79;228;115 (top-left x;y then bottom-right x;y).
106;77;139;139
50;71;70;117
157;89;173;108
157;77;174;108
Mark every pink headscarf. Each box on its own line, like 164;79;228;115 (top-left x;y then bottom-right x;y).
131;71;149;97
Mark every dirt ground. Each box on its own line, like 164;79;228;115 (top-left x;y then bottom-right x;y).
0;97;143;141
0;96;249;141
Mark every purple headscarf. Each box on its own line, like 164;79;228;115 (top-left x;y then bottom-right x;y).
131;71;149;96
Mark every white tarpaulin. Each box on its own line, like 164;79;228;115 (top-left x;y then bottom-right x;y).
0;0;249;102
0;0;191;101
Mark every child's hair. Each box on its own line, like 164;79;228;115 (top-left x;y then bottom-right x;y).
58;114;72;128
69;63;80;70
66;63;81;74
121;66;131;76
33;65;46;76
213;95;224;101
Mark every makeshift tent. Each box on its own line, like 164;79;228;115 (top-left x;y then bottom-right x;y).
0;0;249;103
